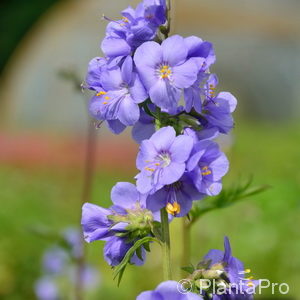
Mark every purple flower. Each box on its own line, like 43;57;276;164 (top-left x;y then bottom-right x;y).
146;174;204;217
183;127;219;144
202;237;259;297
187;140;229;196
132;106;156;143
134;35;201;114
137;280;203;300
201;91;237;134
184;73;218;114
136;126;194;194
185;36;216;71
81;182;154;266
84;57;107;91
42;247;68;274
88;56;148;127
101;0;166;60
35;277;59;300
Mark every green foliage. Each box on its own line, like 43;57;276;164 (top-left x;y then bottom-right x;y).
113;236;161;286
189;178;270;226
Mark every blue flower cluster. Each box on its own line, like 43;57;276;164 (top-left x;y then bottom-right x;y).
80;1;259;299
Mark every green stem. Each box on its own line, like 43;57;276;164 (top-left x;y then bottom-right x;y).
160;208;172;280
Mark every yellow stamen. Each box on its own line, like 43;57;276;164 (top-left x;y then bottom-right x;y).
247;282;254;287
201;166;212;176
247;276;254;280
202;170;212;176
103;102;108;105
245;269;251;273
166;202;181;216
155;163;160;166
145;167;155;172
122;17;129;23
104;96;110;100
96;91;107;96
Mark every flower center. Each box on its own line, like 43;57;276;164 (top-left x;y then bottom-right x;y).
157;152;171;167
157;64;172;79
201;166;212;176
166;202;181;216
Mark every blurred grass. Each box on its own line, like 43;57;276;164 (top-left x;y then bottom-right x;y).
0;121;299;299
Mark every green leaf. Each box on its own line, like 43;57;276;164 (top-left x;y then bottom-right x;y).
113;236;160;286
181;264;195;274
143;242;151;252
136;246;143;261
189;177;270;226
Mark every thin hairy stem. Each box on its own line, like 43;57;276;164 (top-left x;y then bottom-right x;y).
160;208;172;280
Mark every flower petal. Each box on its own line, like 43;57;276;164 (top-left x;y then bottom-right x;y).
104;236;132;266
100;68;123;91
101;37;131;58
121;56;133;85
149;126;176;152
118;95;140;126
132;121;155;144
111;182;139;209
160;162;185;185
169;135;194;163
149;80;180;114
172;58;199;89
129;73;148;103
81;203;111;243
136;140;158;169
162;35;188;66
107;119;126;134
146;188;167;213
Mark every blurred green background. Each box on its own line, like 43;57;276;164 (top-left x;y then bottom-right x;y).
0;0;299;299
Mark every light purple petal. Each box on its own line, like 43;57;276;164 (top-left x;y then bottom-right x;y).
137;291;163;300
149;80;180;114
101;37;131;58
136;140;158;169
121;56;133;85
100;68;123;91
150;126;176;151
132;121;155;144
204;249;224;265
89;95;104;120
134;41;162;68
185;36;203;55
223;236;232;262
104;236;131;266
111;182;139;209
156;280;185;299
210;153;229;181
136;172;154;194
218;92;237;113
160;162;185;185
118;95;140;126
169;135;194;163
107;119;126;134
81;203;111;243
162;35;188;66
129;73;148;103
146;188;167;212
134;41;162;89
172;59;199;89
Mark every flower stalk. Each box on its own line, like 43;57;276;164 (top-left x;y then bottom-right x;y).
160;208;172;280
